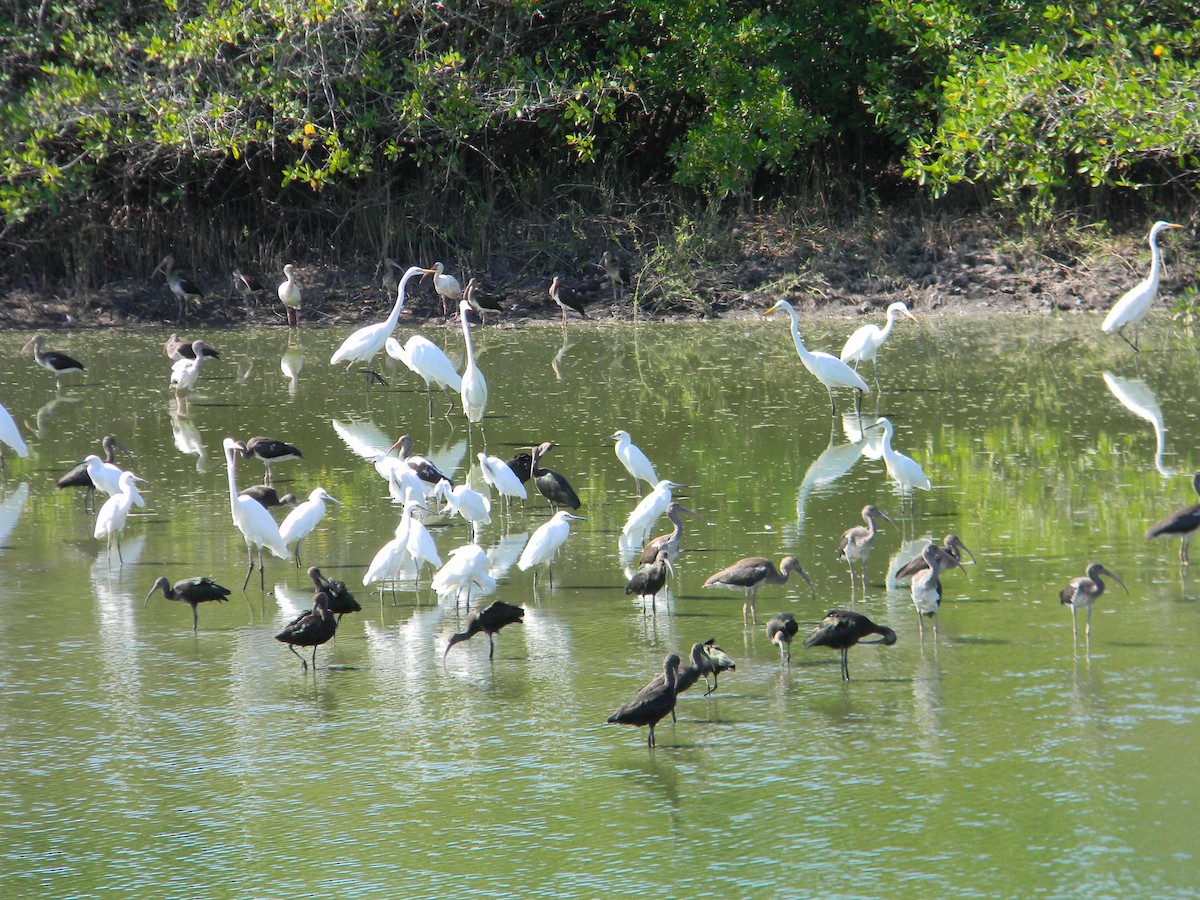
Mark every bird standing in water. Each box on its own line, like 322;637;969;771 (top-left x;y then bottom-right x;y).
1059;562;1127;653
703;555;815;625
837;504;896;592
23;335;84;389
607;653;680;748
144;576;231;632
1145;472;1200;565
278;263;302;327
766;612;799;663
802;609;896;681
1102;220;1184;352
443;600;525;660
275;591;338;671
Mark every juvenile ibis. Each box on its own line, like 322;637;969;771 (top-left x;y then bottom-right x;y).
1102;220;1185;351
1146;472;1200;564
894;534;975;582
763;299;869;415
837;504;896;590
152;256;203;319
238;485;298;510
464;278;503;323
803;609;897;681
240;436;303;484
275;591;337;670
144;576;231;631
164;335;220;361
600;250;628;302
625;549;671;602
22;335;84;388
766;612;799;663
910;543;956;639
548;276;589;322
608;653;680;748
703;555;815;625
443;600;524;659
639;501;699;564
1060;562;1127;650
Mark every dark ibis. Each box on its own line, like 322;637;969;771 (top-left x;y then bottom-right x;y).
548;276;589;322
23;335;84;387
308;566;361;620
766;612;799;663
144;576;231;631
278;264;302;326
625;549;671;602
240;436;303;484
837;504;896;590
607;653;680;748
238;484;298;509
1060;562;1127;650
388;434;452;486
232;269;264;305
275;591;338;670
443;600;525;660
803;609;897;681
702;555;815;625
1146;472;1200;564
530;441;580;511
505;443;552;484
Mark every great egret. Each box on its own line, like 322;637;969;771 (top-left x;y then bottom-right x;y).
837;504;896;591
93;470;142;563
763;300;869;415
164;335;220;361
429;261;463;318
548;276;589;322
443;599;524;659
517;510;584;586
432;543;496;606
330;264;434;379
600;250;628;302
894;534;975;582
384;334;461;417
458;298;487;439
22;335;84;388
0;403;28;465
363;500;423;591
639;501;700;564
1146;472;1200;564
279;487;340;567
1102;220;1184;351
144;576;231;632
606;653;680;748
604;429;658;492
871;417;931;502
278;263;302;326
802;609;897;682
766;612;799;663
476;452;527;510
621;479;685;541
1060;562;1127;652
221;437;288;590
275;591;337;670
152;256;203;319
239;436;302;484
840;301;917;387
702;555;815;625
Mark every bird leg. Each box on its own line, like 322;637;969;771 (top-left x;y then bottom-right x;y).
289;645;309;670
258;545;267;591
1116;325;1139;353
191;605;199;632
242;544;255;591
841;648;850;682
1070;606;1079;643
311;646;319;670
1181;534;1191;565
647;724;655;748
487;634;495;660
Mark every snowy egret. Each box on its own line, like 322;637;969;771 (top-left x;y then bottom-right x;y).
763;299;869;414
621;479;685;541
93;470;142;563
477;452;527;510
840;301;917;387
766;612;799;663
549;276;589;322
837;504;896;590
433;480;492;540
57;436;126;507
530;442;580;511
432;543;496;605
363;500;423;591
222;437;288;590
604;429;658;492
330;264;434;380
429;261;463;318
443;599;523;659
607;653;680;748
1146;472;1200;565
639;502;700;564
869;417;931;502
1060;562;1127;651
1102;220;1184;351
894;534;975;582
458;298;487;439
384;334;461;417
702;555;815;625
275;591;337;670
0;403;27;466
279;487;340;567
23;335;84;388
152;256;203;319
239;436;302;485
802;609;896;682
144;576;231;631
278;263;302;326
517;510;584;586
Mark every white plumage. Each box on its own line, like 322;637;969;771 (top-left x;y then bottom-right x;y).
1102;220;1184;351
605;430;658;490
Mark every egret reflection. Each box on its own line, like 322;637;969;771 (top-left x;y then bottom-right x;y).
1103;371;1175;476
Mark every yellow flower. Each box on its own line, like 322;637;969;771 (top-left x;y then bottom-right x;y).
1153;45;1165;57
303;123;316;136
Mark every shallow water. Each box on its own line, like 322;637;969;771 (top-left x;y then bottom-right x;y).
0;314;1197;898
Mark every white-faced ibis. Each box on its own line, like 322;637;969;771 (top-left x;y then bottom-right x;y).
431;543;495;605
639;501;699;565
870;417;932;502
894;534;975;582
144;576;231;631
1060;562;1127;650
626;549;671;602
604;429;658;493
1102;220;1184;351
763;300;869;415
549;276;589;322
477;451;527;510
703;555;815;625
429;261;463;318
330;264;434;380
443;600;524;659
910;543;955;639
622;479;686;541
384;334;461;417
388;434;452;487
152;256;203;319
457;298;487;438
607;653;680;748
530;442;580;511
93;470;143;563
839;301;917;387
23;335;84;388
222;437;288;590
240;436;302;484
275;591;338;670
0;403;28;468
600;250;628;302
1146;472;1200;564
278;263;302;326
803;609;897;681
279;487;340;567
164;334;220;361
57;435;126;508
837;504;896;590
238;485;298;510
307;566;360;620
766;612;799;663
517;510;584;587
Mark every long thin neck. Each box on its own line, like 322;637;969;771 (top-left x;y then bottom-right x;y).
1147;230;1165;286
224;445;240;520
461;313;475;365
879;310;897;340
385;270;417;331
786;308;811;362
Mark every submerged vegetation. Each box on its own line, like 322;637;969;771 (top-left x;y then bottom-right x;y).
1;1;1198;314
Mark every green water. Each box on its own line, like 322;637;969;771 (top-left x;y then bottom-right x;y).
0;314;1197;899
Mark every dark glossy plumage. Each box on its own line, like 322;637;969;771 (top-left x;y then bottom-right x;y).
531;441;580;511
607;653;680;748
548;275;589;321
57;435;125;507
23;335;84;380
803;609;897;681
766;612;800;662
238;484;298;509
389;434;452;486
1146;472;1200;564
144;575;231;631
275;591;338;671
625;550;670;600
443;600;525;659
308;566;361;620
639;642;714;717
241;436;302;483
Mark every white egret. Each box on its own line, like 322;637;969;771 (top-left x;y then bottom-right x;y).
278;263;302;326
432;543;496;605
870;417;931;503
22;335;84;388
83;454;131;502
604;430;658;492
433;480;491;540
222;437;288;590
458;298;487;439
476;452;527;510
384;334;461;417
330;264;433;380
702;555;815;625
1102;220;1184;352
622;480;686;541
0;403;28;464
518;510;585;586
405;502;442;575
763;300;869;414
279;487;340;567
94;470;142;563
430;261;463;318
364;500;423;592
840;301;917;386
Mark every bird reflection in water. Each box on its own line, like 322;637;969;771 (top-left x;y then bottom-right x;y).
1103;371;1175;476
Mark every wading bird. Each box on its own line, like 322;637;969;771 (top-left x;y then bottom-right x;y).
625;549;671;603
604;429;658;493
549;276;589;322
431;543;495;605
443;600;524;660
870;417;931;505
477;452;527;510
429;261;463;318
433;480;492;540
803;609;897;682
894;534;975;582
308;567;360;621
910;543;956;639
607;653;680;748
840;301;918;387
57;435;126;508
278;263;302;326
164;335;220;361
1102;220;1185;352
23;335;84;388
639;501;699;564
622;479;686;542
152;256;203;319
144;576;231;632
388;434;452;487
222;437;288;590
517;510;584;587
169;340;213;406
0;403;28;468
363;499;424;592
703;555;815;625
275;591;337;671
1145;472;1200;565
600;250;628;302
238;485;298;510
763;299;869;415
1060;562;1127;651
385;334;461;417
93;470;143;563
766;612;799;663
530;442;580;511
279;487;340;567
232;269;263;306
239;436;302;485
464;277;503;323
330;264;434;382
837;504;896;591
636;642;720;720
458;298;487;440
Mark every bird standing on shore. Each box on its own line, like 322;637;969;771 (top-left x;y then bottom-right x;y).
278;264;302;327
1102;220;1184;352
